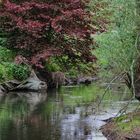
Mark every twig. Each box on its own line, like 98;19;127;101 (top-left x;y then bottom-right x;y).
115;96;135;117
97;72;126;108
114;60;136;117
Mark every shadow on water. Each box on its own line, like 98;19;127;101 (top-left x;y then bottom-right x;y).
0;83;139;140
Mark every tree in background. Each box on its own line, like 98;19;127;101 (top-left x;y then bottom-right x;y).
0;0;103;68
94;0;137;79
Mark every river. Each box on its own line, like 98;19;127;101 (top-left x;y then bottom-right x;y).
0;83;138;140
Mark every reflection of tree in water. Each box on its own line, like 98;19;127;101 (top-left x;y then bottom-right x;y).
4;92;47;112
0;92;61;140
0;85;119;140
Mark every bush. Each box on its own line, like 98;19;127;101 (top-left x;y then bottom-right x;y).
7;63;30;81
0;62;30;82
45;56;96;77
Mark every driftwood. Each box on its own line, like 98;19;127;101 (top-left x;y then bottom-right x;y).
0;70;47;93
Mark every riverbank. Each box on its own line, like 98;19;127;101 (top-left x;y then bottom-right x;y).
101;111;140;140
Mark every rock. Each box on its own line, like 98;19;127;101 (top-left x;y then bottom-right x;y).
78;77;97;85
65;76;98;86
65;77;77;85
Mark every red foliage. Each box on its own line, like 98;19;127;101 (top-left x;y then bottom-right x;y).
0;0;103;67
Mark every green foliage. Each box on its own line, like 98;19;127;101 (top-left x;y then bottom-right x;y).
0;62;30;82
0;45;30;82
7;63;30;81
45;57;62;72
0;31;7;47
0;64;7;81
94;0;137;76
0;47;15;62
0;30;30;81
45;56;96;77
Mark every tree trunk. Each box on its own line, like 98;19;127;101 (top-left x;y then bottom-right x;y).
133;0;140;100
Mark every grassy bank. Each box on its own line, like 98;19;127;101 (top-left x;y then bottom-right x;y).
115;112;140;133
102;111;140;140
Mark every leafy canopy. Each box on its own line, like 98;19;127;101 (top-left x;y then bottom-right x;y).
0;0;105;68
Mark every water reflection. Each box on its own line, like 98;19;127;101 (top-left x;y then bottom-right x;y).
0;84;138;140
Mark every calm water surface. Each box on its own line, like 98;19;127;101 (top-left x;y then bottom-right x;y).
0;83;138;140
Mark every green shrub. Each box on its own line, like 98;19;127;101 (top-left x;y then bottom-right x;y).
45;56;96;77
8;64;30;81
0;47;15;62
0;64;6;81
0;38;29;82
0;63;30;82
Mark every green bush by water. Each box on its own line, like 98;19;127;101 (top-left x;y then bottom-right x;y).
8;63;30;81
0;62;30;82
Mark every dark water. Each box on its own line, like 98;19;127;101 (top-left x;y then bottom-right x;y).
0;84;138;140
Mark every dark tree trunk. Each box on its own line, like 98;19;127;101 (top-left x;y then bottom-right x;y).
133;0;140;100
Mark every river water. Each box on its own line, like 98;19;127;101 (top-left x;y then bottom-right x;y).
0;83;138;140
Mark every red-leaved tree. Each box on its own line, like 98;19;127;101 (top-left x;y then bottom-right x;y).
0;0;105;68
